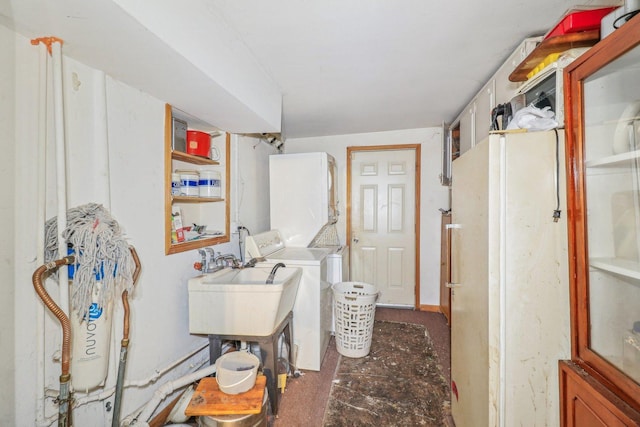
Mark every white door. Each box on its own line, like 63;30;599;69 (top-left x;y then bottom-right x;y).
349;148;417;306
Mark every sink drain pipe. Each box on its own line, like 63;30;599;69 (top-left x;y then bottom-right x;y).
32;255;76;427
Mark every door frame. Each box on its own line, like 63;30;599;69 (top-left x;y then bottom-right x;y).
346;144;421;308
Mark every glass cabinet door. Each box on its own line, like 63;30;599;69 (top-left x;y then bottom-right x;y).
583;44;640;381
565;16;640;411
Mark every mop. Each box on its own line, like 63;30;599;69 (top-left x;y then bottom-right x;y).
35;202;138;426
44;202;136;320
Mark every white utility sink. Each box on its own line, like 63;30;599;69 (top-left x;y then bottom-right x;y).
188;267;302;336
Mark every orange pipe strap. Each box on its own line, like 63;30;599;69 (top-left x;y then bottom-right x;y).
30;36;64;54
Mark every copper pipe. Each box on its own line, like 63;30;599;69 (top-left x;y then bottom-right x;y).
123;246;140;343
112;247;140;427
32;256;75;376
130;246;141;286
121;290;130;343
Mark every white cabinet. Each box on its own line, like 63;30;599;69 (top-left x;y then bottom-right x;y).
456;79;495;159
448;37;541;163
474;79;495;146
458;102;474;157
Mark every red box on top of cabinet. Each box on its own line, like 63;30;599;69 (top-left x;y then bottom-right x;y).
545;7;618;39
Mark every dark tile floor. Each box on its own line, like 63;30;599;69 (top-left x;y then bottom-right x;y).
274;308;451;426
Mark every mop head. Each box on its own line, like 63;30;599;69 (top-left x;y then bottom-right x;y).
44;203;136;320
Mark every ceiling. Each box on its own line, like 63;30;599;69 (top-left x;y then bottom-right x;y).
1;0;620;139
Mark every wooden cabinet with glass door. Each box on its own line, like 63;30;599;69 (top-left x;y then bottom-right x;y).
164;104;230;255
562;15;640;424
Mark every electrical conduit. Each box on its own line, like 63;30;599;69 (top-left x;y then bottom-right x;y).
51;40;70;317
34;40;48;427
30;35;70;427
93;69;119;400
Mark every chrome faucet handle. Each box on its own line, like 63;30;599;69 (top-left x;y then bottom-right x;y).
204;248;216;266
197;249;208;271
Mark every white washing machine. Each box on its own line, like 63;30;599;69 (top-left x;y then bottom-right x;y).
246;230;331;371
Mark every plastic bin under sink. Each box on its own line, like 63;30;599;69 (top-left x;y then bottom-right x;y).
188;267;302;336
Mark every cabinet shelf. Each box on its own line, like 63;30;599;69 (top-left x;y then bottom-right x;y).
590;257;640;281
166;236;228;255
586;150;640;168
172;151;220;165
173;196;225;203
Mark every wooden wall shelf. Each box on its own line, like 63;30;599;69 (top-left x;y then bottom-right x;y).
164;103;230;255
509;30;600;82
172;151;220;166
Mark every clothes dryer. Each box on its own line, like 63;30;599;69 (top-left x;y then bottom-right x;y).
246;230;331;371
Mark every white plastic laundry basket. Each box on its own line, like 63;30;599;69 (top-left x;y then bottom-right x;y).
332;282;378;358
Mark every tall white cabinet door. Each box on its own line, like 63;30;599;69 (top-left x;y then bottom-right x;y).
450;140;491;427
502;131;570;426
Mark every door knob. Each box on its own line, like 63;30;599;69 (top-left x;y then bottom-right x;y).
353;237;359;243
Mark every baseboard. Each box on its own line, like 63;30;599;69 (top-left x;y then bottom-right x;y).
419;304;441;313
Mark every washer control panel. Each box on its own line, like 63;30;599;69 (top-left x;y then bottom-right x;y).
245;230;286;258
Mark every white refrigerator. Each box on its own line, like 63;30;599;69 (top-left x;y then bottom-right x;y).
269;152;338;247
450;131;571;426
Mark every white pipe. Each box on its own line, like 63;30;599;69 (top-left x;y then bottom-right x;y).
125;342;210;387
80;356;210;410
72;342;210;407
93;69;111;209
232;134;240;224
35;41;49;427
39;411;58;427
51;41;69;315
128;363;218;426
92;68;119;394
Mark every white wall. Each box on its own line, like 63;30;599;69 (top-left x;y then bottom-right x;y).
0;24;16;427
6;26;275;425
234;135;276;237
285;128;450;307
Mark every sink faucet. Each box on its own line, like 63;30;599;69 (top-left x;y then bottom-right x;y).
266;263;286;284
214;253;240;269
194;249;243;273
197;249;211;273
